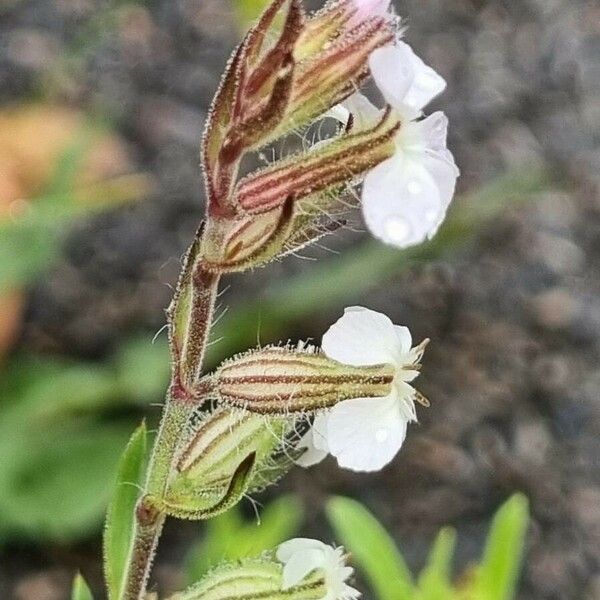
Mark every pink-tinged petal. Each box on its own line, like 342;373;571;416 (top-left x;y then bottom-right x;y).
369;45;416;110
321;306;401;366
362;156;444;248
325;396;407;472
398;41;447;110
349;0;391;27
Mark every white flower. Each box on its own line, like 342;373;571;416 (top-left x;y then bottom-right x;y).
298;307;427;472
276;538;360;600
333;42;459;249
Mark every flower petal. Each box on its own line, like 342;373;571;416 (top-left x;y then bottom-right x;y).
419;111;450;155
295;429;328;468
369;45;416;112
326;93;382;132
421;154;458;233
311;413;330;451
277;538;326;562
321;306;401;366
398;41;447;110
369;43;446;114
362;156;444;248
277;539;327;589
418;114;459;232
394;325;413;354
325;395;407;472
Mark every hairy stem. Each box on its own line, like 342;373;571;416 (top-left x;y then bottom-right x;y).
121;267;221;600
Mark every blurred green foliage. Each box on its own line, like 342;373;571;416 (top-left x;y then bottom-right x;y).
184;494;304;584
327;495;530;600
71;573;94;600
0;340;166;542
0;127;148;290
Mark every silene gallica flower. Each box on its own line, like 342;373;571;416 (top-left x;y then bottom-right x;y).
277;538;360;600
298;307;429;472
192;0;459;276
170;538;359;600
332;42;460;248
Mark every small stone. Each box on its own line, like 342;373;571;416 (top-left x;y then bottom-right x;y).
514;420;552;465
529;288;577;330
14;570;70;600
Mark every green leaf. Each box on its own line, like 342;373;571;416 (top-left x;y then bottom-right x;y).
71;573;94;600
103;423;148;600
113;336;170;402
326;496;414;600
0;421;132;541
476;494;529;600
185;494;304;583
417;527;457;600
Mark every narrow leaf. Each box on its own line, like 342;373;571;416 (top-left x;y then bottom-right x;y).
71;573;94;600
327;496;414;600
103;422;147;600
417;527;457;599
476;494;529;600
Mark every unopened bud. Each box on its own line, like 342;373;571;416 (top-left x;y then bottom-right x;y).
167;537;356;600
211;345;394;414
162;408;299;519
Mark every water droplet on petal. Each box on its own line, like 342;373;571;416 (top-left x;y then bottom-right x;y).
375;428;389;443
385;216;411;244
407;180;422;195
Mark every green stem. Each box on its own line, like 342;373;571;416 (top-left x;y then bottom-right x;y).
121;267;221;600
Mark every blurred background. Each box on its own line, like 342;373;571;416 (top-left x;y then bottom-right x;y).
0;0;599;598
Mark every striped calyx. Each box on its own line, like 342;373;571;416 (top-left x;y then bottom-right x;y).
167;558;328;600
162;408;300;519
211;345;394;414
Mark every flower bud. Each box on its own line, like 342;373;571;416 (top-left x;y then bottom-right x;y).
160;408;299;519
167;538;358;600
235;108;399;215
211;345;394;414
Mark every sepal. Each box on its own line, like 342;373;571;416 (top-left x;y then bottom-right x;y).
161;408;300;519
166;558;327;600
209;345;394;413
236;108;400;215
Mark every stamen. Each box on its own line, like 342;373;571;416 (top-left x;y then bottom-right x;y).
414;391;430;408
